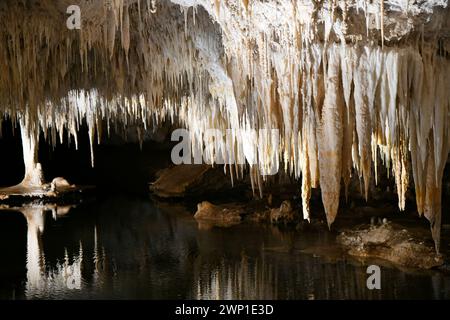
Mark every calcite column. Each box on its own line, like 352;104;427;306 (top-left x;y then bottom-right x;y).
19;117;44;187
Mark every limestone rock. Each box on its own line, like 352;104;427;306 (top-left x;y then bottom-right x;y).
337;222;443;269
50;177;71;189
269;200;297;224
150;164;233;198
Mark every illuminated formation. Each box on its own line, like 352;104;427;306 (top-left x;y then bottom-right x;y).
0;1;449;250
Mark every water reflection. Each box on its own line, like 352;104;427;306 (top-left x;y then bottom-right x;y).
194;255;279;300
12;205;83;298
0;197;449;300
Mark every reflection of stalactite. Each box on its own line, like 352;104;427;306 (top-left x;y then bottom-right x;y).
18;206;84;298
194;253;279;300
24;207;46;295
3;197;448;299
191;248;450;299
92;225;107;289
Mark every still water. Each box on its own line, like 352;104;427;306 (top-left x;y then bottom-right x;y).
0;196;449;300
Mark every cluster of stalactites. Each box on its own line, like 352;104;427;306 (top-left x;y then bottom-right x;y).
170;0;450;251
0;1;449;249
0;0;222;164
176;42;450;251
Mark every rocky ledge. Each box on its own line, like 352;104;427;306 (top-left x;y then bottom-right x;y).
150;165;235;198
0;177;93;206
193;199;301;228
337;222;443;269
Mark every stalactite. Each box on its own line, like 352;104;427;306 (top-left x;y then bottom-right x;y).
380;0;384;48
353;50;372;201
317;47;344;227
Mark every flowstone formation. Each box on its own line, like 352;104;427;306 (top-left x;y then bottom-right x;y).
0;1;449;250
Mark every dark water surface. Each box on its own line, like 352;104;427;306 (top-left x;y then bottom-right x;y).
0;196;449;300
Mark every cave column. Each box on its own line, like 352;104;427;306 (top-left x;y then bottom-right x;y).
19;117;44;187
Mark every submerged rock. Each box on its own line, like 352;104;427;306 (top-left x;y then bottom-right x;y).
194;201;242;228
150;164;233;198
269;200;297;225
245;209;271;223
337;222;443;269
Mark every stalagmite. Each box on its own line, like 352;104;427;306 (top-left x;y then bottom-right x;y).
19;117;44;188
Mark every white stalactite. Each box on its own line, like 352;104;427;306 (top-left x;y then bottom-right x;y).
318;47;344;227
